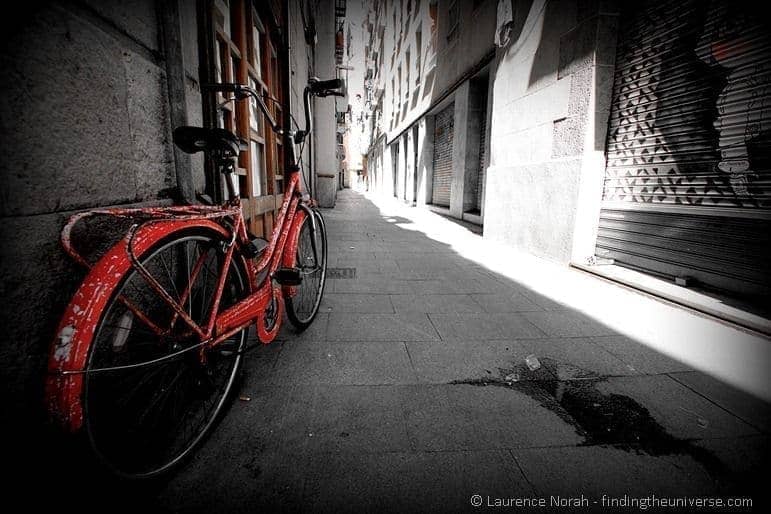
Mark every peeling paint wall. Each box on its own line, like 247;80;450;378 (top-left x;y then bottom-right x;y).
0;0;190;434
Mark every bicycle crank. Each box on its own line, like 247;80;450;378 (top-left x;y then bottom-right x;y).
256;285;284;344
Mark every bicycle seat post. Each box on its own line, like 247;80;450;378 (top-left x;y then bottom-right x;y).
214;152;239;203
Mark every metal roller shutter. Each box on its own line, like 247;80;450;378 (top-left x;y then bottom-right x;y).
596;0;771;304
476;107;487;211
432;103;454;207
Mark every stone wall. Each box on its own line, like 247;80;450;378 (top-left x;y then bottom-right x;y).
0;0;191;432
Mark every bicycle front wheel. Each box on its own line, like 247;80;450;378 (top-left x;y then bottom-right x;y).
286;209;328;330
83;229;248;478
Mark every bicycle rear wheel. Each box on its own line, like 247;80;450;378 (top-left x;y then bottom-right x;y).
285;209;328;330
83;229;248;478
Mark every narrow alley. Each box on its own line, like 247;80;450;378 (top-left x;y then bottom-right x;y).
147;189;769;512
3;1;770;512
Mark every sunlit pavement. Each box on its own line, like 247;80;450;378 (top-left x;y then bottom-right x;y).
156;189;770;512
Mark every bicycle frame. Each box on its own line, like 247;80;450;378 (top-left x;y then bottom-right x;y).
46;136;322;431
48;175;311;430
47;78;334;432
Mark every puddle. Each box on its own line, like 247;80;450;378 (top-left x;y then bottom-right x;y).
451;358;727;480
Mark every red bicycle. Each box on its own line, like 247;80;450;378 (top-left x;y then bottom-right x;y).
45;78;343;478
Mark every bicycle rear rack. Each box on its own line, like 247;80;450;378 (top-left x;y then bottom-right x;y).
61;204;241;269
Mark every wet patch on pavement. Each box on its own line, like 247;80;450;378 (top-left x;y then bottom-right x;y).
450;358;728;480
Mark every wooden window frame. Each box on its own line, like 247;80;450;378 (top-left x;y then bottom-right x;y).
207;0;286;237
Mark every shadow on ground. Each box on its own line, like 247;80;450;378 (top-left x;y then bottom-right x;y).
22;190;770;512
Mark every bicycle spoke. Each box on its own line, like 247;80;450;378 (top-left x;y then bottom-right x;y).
85;232;247;476
286;212;327;329
158;251;181;302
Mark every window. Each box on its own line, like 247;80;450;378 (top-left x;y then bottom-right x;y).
392;9;397;45
391;77;396;125
209;1;285;236
250;8;263;78
397;64;402;106
251;141;264;197
447;0;459;41
415;26;422;86
404;49;411;103
428;0;438;67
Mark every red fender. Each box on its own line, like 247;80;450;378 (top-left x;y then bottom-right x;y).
45;219;234;432
281;209;307;298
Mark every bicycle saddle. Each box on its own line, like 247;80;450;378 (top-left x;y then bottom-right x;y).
173;126;247;157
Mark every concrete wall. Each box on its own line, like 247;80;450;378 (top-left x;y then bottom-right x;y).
180;1;206;194
313;0;338;207
416;116;434;206
484;0;619;263
289;0;315;195
0;0;197;433
433;0;497;103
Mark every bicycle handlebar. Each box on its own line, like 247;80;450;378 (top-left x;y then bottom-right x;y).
203;77;345;136
203;82;282;135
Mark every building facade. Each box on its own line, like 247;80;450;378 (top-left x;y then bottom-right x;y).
0;0;343;434
363;0;496;225
363;0;770;327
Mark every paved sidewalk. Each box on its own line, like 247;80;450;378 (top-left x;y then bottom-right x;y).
151;190;769;512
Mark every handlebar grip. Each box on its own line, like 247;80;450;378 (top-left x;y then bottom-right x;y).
202;83;242;93
309;78;344;94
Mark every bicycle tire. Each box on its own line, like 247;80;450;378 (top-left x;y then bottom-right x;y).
285;209;328;330
83;228;249;478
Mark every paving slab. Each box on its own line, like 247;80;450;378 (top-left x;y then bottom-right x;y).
603;375;759;440
523;311;618;337
400;384;583;451
329;277;415;294
275;311;328;342
302;449;532;513
141;190;771;509
516;337;640;378
320;293;395;313
429;313;546;341
406;339;555;384
512;445;718;500
470;292;544;313
591;334;694;374
391;293;484;314
307;385;412;454
668;371;771;433
692;435;770;496
270;340;417;385
325;312;441;341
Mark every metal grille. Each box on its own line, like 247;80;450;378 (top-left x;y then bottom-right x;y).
327;267;357;279
432;103;454;206
596;0;771;301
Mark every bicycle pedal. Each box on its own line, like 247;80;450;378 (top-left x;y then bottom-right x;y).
242;237;268;259
273;267;302;286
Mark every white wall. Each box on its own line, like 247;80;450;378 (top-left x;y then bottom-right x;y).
485;0;618;263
